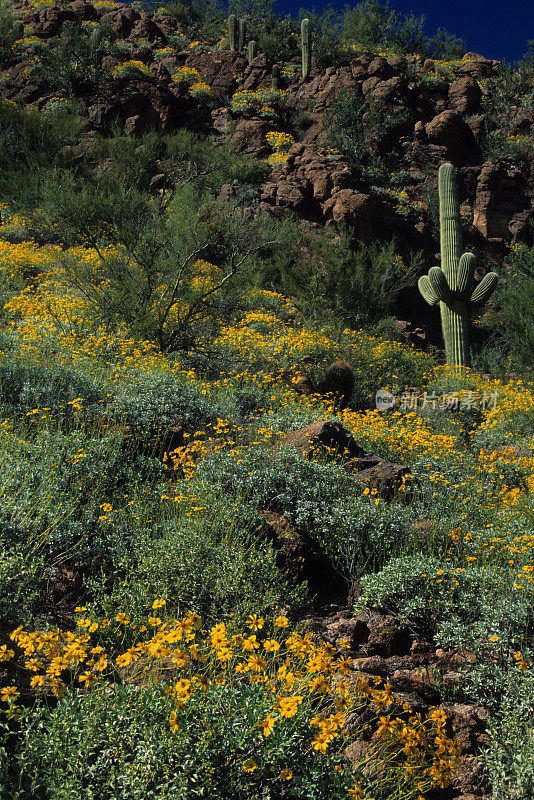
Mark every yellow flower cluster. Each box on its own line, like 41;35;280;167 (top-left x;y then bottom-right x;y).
265;131;295;167
4;606;459;794
111;60;151;78
171;66;201;86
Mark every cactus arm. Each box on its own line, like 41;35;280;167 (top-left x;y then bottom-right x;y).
470;271;498;308
456;252;476;298
418;275;440;307
438;162;463;289
301;18;311;80
428;266;451;302
228;15;238;51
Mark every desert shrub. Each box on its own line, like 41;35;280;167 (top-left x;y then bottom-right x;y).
0;100;85;212
3;607;460;800
478;65;534;161
341;0;464;58
357;554;531;656
0;518;42;626
191;447;418;577
299;8;353;70
325;89;410;170
0;3;19;67
88;499;305;631
30;174;291;352
482;670;534;799
477;242;534;372
278;227;423;328
0;360;105;423
108;367;221;435
26;19;106;96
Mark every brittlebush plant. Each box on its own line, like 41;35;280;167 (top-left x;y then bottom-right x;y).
3;604;458;799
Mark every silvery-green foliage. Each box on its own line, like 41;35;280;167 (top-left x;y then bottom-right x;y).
109;368;222;436
193;448;416;576
482;670;534;799
0;519;41;625
0;361;104;419
88;502;306;635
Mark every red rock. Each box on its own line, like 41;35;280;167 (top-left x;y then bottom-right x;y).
424;110;480;164
448;76;482;114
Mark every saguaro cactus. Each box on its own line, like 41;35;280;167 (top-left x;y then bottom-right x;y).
238;17;247;51
301;18;311;80
228;14;238;51
247;40;257;63
271;63;280;90
418;162;498;368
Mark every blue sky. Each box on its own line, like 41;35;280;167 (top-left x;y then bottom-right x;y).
277;0;534;63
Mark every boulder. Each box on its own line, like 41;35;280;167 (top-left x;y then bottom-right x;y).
448;76;482;115
280;420;368;460
99;5;139;37
424;110;480;165
230;118;271;155
184;50;247;98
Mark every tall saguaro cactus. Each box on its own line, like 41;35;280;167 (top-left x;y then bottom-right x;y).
248;40;257;63
238;17;247;51
418;162;498;368
228;14;238;51
301;18;311;80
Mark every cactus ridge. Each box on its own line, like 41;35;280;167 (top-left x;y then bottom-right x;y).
418;162;498;368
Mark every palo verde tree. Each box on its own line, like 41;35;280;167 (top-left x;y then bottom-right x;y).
29;168;294;353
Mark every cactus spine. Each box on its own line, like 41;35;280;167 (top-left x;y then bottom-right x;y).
271;63;280;90
418;162;498;368
301;18;311;79
228;14;238;51
248;40;257;63
238;17;246;50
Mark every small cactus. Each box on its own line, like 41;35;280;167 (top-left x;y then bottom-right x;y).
247;40;257;63
418;162;498;368
271;64;280;90
238;17;247;51
301;18;311;80
228;14;238;51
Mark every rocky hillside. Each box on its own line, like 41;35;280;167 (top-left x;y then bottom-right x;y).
2;0;533;305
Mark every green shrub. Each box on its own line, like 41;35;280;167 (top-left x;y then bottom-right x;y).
277;226;422;328
0;100;85;212
482;670;534;799
0;360;105;423
357;554;531;659
0;3;20;67
0;518;42;626
476;241;534;372
26;19;106;96
88;498;306;631
109;368;221;436
191;447;418;577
